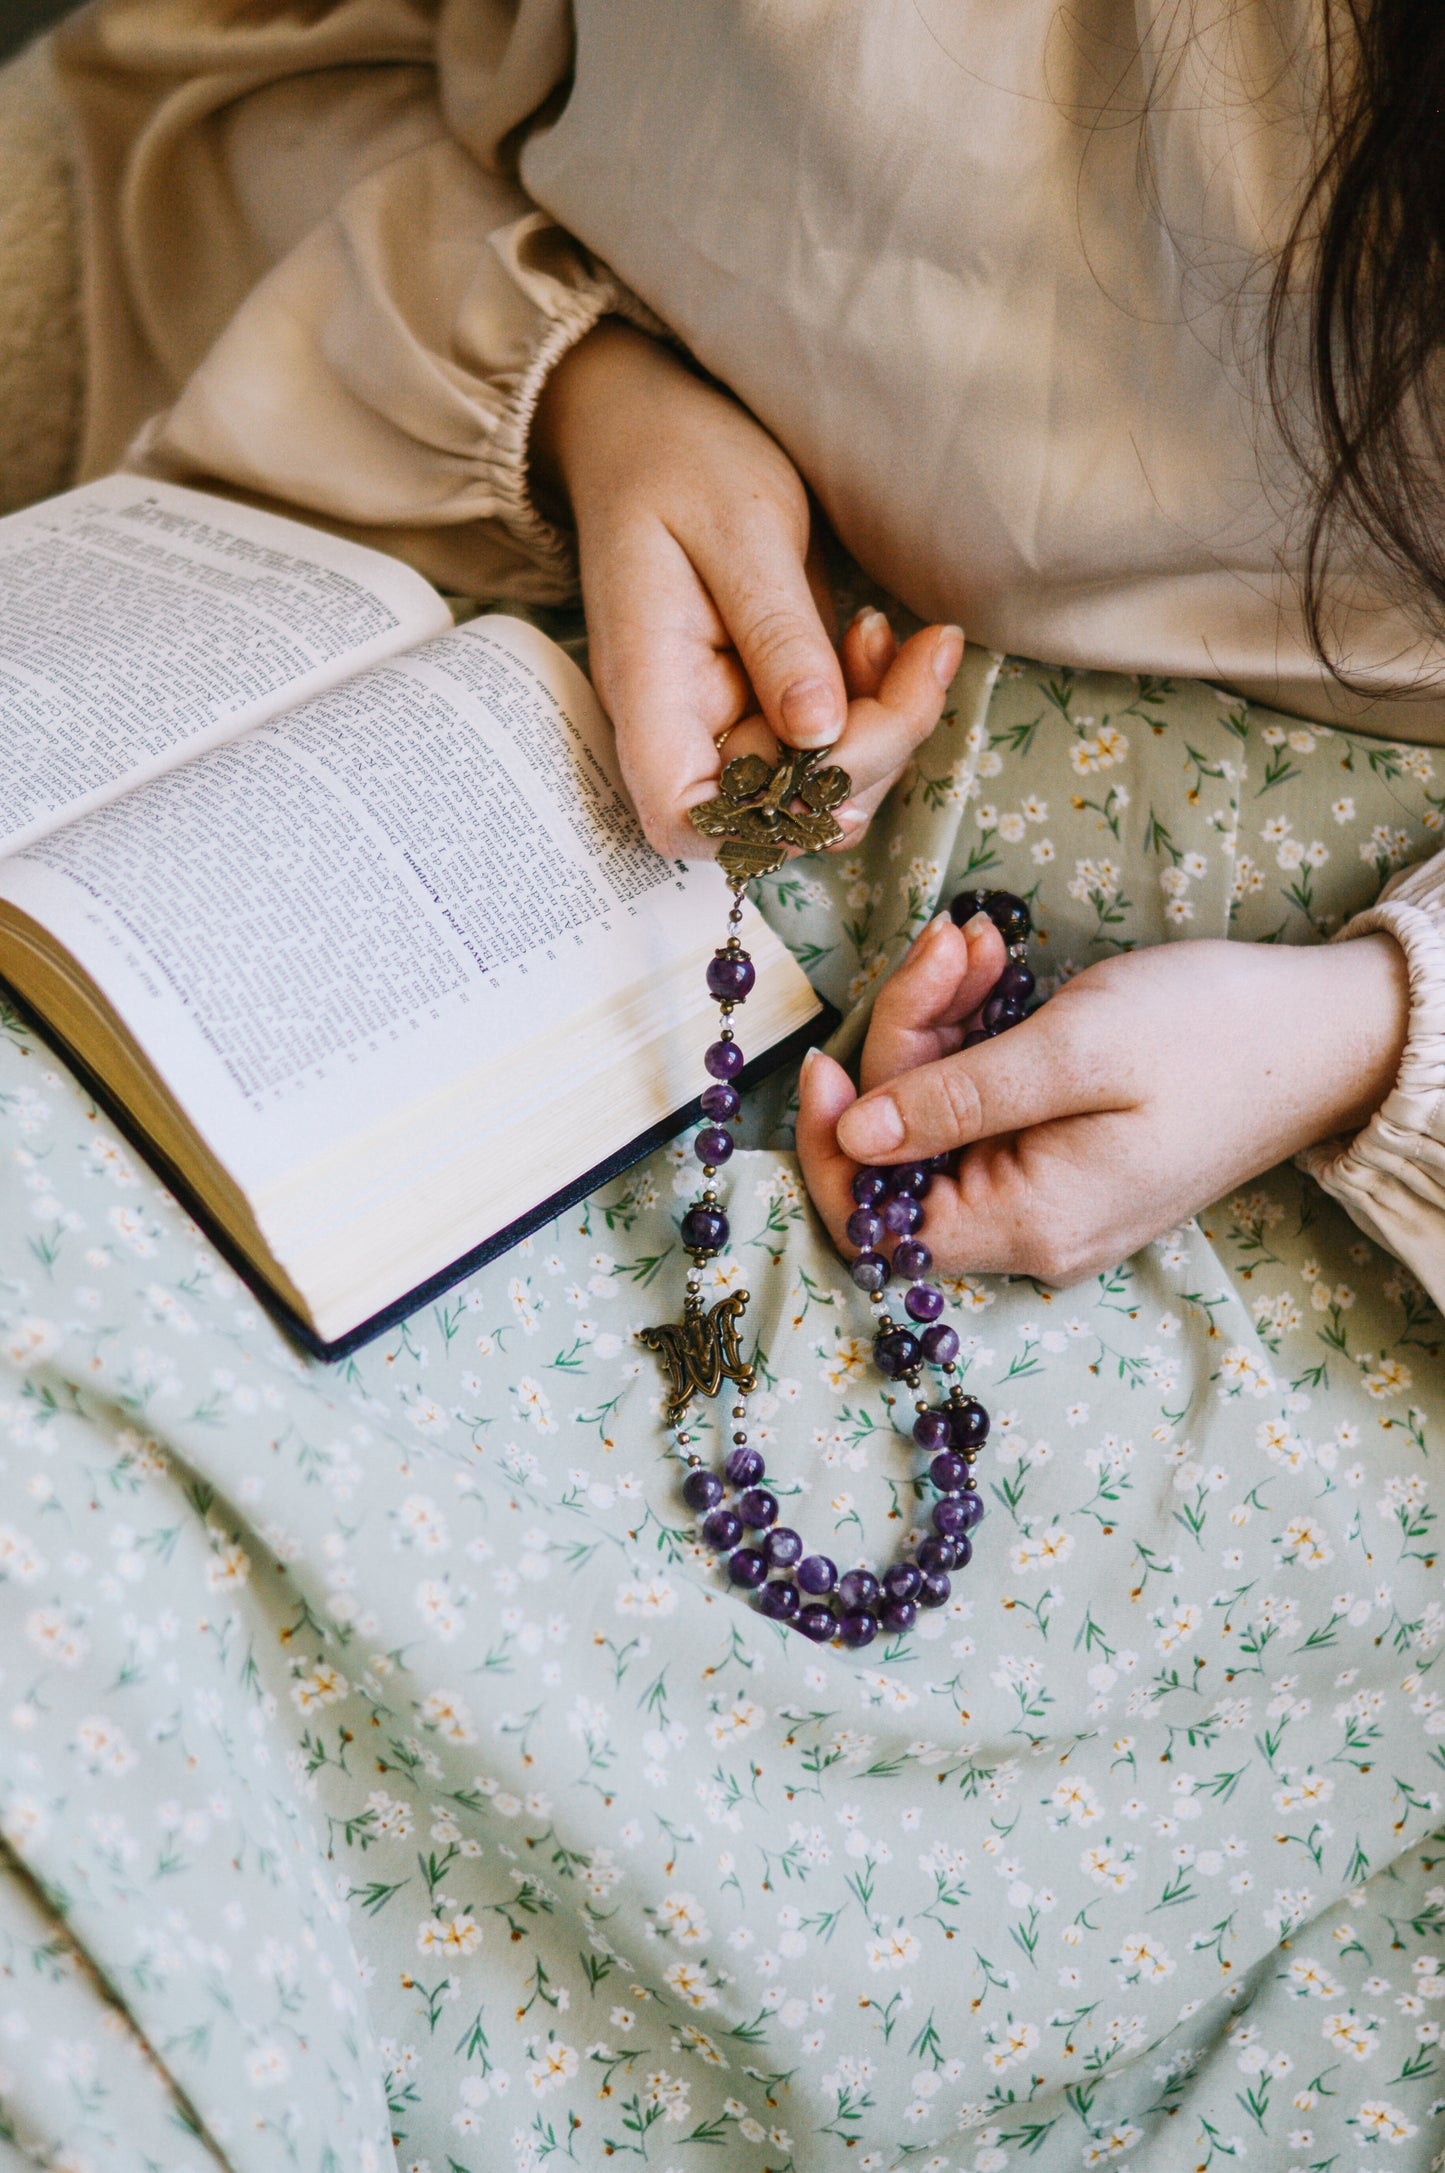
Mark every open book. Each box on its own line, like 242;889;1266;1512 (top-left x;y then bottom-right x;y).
0;480;823;1355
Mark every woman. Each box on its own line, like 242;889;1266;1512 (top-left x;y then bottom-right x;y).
0;2;1441;2167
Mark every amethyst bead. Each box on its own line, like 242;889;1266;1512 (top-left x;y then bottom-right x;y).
982;993;1028;1033
682;1468;724;1513
957;1488;985;1530
929;1450;970;1493
918;1571;952;1608
949;886;991;926
837;1567;881;1613
933;1495;971;1538
725;1444;765;1487
950;1533;974;1569
962;1028;990;1048
851;1168;889;1207
700;1081;740;1122
846;1207;885;1249
738;1487;779;1530
839;1610;878;1649
702;1507;743;1552
920;1323;959;1366
728;1547;768;1588
695;1125;734;1165
873;1327;922;1378
704;1038;745;1080
984;890;1032;942
796;1554;838;1596
995;959;1036;1004
680;1205;729;1253
916;1535;958;1575
764;1525;803;1569
893;1238;932;1281
924;1152;953;1173
883;1561;922;1603
888;1163;932;1198
797;1604;836;1642
882;1193;922;1236
881;1598;917;1635
912;1408;952;1453
904;1283;944;1323
850;1251;891;1294
758;1578;799;1621
706;950;756;1000
949;1398;990;1449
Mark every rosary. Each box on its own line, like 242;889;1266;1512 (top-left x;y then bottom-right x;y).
638;745;1037;1651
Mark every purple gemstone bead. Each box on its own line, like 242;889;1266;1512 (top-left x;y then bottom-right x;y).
982;993;1028;1033
962;1028;989;1048
851;1168;889;1207
725;1445;764;1487
797;1604;836;1642
924;1152;953;1173
839;1610;878;1649
883;1560;922;1602
995;959;1036;1004
873;1328;922;1378
764;1525;803;1569
704;1038;745;1081
917;1535;958;1574
920;1324;960;1366
837;1567;881;1613
706;951;756;1000
984;890;1032;943
758;1578;799;1621
680;1205;729;1253
949;886;991;926
893;1238;932;1281
912;1408;952;1453
880;1598;917;1635
957;1488;985;1530
949;1398;990;1449
918;1571;952;1608
728;1547;768;1588
796;1554;838;1596
950;1533;974;1570
699;1081;741;1122
695;1125;734;1165
702;1507;743;1552
933;1495;971;1538
904;1283;944;1323
850;1251;891;1294
846;1207;885;1249
888;1163;932;1198
929;1450;969;1493
682;1468;724;1513
738;1487;779;1530
882;1193;922;1236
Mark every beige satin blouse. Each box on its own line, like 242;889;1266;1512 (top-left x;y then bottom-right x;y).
53;0;1445;738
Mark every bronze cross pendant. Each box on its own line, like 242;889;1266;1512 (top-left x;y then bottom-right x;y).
689;746;852;881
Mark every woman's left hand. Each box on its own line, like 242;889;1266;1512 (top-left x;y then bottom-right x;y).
797;915;1411;1285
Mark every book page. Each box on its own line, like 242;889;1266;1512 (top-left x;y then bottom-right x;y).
0;475;450;858
0;617;741;1192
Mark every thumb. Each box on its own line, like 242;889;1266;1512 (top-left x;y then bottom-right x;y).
836;1003;1130;1164
699;514;848;750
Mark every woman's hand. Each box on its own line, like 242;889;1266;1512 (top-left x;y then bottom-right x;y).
530;320;963;856
797;916;1411;1285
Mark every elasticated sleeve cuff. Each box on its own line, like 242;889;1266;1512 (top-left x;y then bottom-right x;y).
1296;854;1445;1307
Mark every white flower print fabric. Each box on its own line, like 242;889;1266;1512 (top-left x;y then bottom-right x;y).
1;646;1443;2172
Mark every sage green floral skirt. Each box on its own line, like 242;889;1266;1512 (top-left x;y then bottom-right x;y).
2;649;1442;2173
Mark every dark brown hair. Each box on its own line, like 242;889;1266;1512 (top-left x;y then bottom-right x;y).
1271;0;1445;678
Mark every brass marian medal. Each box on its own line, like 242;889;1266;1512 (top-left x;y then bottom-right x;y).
639;745;853;1422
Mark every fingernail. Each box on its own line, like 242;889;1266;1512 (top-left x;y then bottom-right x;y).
833;802;864;832
910;910;952;950
780;677;842;745
858;607;892;668
932;625;965;689
962;910;993;939
840;1095;904;1155
800;1045;820;1074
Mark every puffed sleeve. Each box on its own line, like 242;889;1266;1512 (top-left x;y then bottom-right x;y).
54;0;656;600
1296;850;1445;1310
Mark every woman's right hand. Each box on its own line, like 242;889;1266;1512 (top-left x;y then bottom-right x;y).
529;319;963;857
